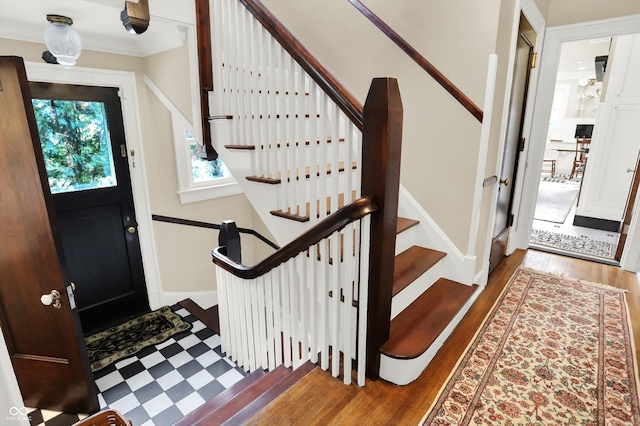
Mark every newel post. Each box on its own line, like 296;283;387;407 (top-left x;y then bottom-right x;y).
219;220;242;264
361;78;403;380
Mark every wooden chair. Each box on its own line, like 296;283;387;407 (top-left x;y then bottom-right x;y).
570;138;590;179
542;159;556;178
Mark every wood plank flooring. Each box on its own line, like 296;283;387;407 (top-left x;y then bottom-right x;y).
244;249;640;425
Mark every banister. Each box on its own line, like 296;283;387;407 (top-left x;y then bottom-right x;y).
347;0;483;123
236;0;364;130
212;195;378;279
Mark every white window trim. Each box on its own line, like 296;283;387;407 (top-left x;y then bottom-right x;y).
144;74;242;204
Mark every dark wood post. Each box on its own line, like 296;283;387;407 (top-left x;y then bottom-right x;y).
195;0;218;160
219;220;242;264
361;78;403;380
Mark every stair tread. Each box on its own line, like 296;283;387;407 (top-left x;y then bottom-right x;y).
173;367;268;426
381;278;479;360
247;161;357;185
396;217;420;235
270;191;356;222
222;361;317;425
393;246;446;297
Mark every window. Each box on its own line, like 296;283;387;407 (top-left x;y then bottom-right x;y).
186;131;231;184
32;98;117;194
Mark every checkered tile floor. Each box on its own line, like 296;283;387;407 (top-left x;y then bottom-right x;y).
27;304;247;426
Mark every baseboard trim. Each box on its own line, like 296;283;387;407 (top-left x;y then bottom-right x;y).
161;290;217;310
573;215;620;232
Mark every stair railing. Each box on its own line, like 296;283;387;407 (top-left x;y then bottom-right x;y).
212;77;403;386
346;0;483;123
209;0;363;222
207;0;403;384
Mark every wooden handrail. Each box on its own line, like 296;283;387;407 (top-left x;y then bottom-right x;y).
151;214;280;250
347;0;483;123
212;196;377;279
237;0;364;130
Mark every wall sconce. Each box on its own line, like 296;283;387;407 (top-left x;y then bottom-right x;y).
43;14;82;68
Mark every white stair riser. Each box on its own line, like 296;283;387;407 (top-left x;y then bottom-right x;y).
395;229;418;255
390;260;443;319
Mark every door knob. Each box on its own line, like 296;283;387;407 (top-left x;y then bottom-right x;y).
126;226;136;234
627;169;636;173
500;178;511;186
41;290;61;309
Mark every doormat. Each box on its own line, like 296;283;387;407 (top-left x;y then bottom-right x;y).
420;267;640;425
85;306;191;372
530;228;615;258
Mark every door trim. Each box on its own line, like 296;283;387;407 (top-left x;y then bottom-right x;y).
508;14;640;272
24;62;163;309
479;0;545;276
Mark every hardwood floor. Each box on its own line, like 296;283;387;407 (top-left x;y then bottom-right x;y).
244;249;640;425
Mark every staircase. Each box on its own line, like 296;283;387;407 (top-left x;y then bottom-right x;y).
175;362;316;426
202;0;481;386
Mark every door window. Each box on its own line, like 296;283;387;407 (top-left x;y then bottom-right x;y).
32;99;117;194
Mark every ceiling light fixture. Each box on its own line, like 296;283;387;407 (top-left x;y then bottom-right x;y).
43;14;82;68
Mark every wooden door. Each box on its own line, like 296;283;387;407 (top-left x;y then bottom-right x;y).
29;82;150;334
0;57;98;412
615;150;640;260
489;30;534;273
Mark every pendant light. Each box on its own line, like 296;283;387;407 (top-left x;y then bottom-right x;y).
43;15;82;68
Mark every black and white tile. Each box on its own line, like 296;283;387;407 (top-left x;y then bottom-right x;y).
28;305;247;426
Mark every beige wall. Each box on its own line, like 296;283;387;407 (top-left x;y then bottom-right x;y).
546;0;640;27
0;37;273;299
262;0;500;253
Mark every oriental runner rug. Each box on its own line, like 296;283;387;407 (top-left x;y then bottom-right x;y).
420;267;640;425
85;306;191;372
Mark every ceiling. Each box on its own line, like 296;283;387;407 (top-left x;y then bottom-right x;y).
0;0;195;57
557;37;612;76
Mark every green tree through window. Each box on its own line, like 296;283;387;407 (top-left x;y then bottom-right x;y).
32;99;117;193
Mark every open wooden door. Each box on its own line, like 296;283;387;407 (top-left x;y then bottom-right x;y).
615;150;640;260
0;56;98;412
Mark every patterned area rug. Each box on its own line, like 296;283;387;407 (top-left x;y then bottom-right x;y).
85;306;191;372
420;268;640;425
530;228;615;258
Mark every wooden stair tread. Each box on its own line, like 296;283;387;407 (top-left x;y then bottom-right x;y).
381;279;479;360
270;191;356;222
173;368;268;426
246;161;357;185
393;246;446;297
396;217;420;235
223;361;317;425
224;137;344;151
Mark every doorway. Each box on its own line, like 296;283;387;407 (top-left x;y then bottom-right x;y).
489;14;537;273
30;82;150;333
528;34;640;263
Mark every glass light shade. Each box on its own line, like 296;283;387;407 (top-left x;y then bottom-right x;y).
43;16;82;68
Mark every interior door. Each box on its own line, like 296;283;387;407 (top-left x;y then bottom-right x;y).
0;56;98;412
489;29;534;273
29;82;149;334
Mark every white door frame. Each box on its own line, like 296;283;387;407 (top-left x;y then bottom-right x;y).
507;14;640;272
25;62;164;308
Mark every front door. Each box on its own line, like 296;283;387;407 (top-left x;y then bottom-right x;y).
29;82;149;333
0;56;98;412
489;27;534;273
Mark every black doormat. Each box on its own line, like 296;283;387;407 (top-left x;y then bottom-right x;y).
85;306;191;372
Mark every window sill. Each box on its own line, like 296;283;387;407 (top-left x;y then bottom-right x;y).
178;181;243;204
